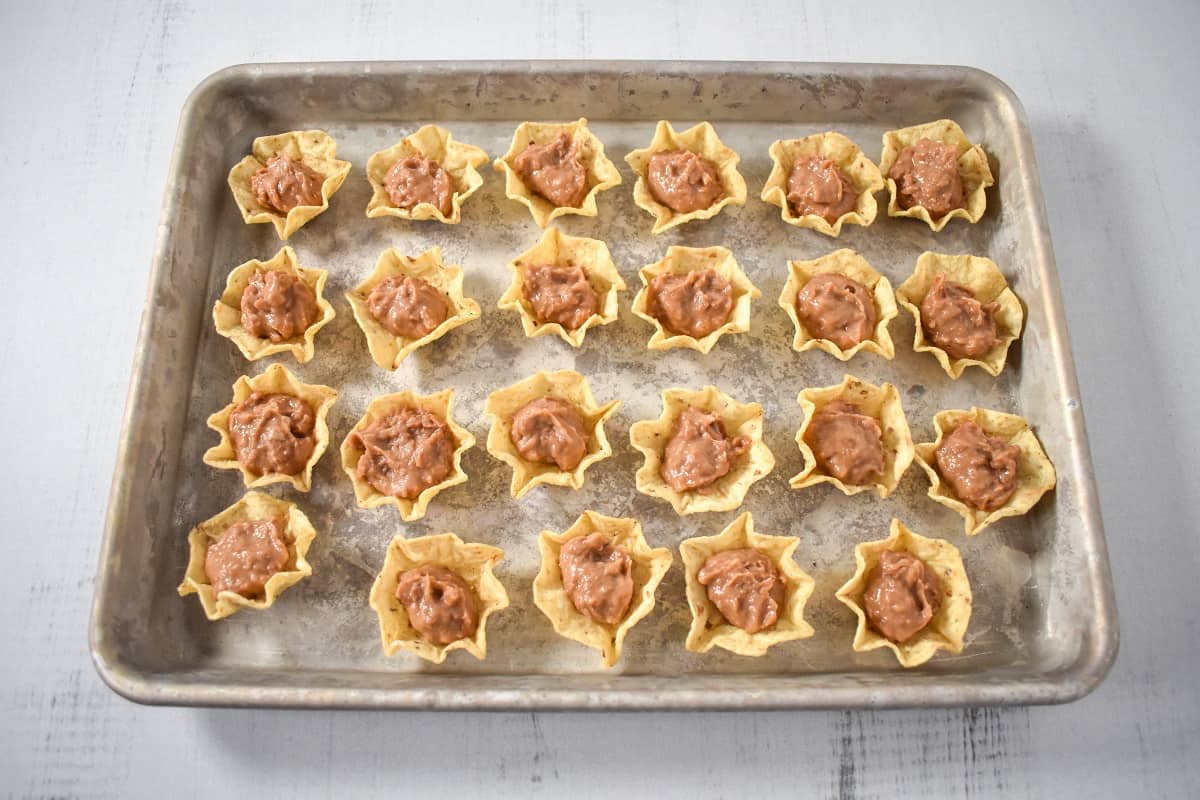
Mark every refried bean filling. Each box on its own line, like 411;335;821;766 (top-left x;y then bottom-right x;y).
697;548;785;634
395;565;479;645
786;155;857;223
384;156;454;216
648;268;734;339
365;275;449;340
646;149;724;213
509;396;589;472
935;420;1021;511
240;269;319;343
513;133;588;208
660;406;750;493
888;138;965;218
919;272;1002;360
558;533;635;625
522;263;599;330
204;518;290;598
795;273;877;350
350;407;456;500
251;154;324;214
804;400;886;486
228;392;317;476
863;550;943;643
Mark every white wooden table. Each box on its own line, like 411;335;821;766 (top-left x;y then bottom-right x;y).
4;1;1198;796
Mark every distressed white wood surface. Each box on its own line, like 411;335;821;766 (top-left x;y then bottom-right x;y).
2;0;1198;796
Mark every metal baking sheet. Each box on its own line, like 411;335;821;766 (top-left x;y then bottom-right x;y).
90;61;1118;709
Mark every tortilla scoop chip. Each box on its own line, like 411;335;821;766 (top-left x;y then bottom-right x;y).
631;245;760;354
483;370;619;500
203;363;338;492
680;512;815;656
835;519;973;668
630;385;774;516
365;124;488;223
497;228;625;348
177;491;317;621
778;248;898;360
625;120;747;234
227;129;351;239
533;511;673;668
914;407;1056;535
492;118;622;228
878;119;994;231
368;533;508;663
895;251;1023;379
345;246;481;370
340;388;474;522
761;131;885;236
212;246;335;364
789;374;914;499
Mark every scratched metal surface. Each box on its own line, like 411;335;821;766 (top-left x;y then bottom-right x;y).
8;1;1200;796
88;61;1114;709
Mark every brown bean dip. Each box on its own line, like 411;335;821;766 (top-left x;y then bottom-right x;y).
228;393;317;476
646;150;724;213
513;132;588;208
251;154;324;214
935;420;1021;511
661;406;750;493
204;518;290;597
697;548;785;634
558;533;635;625
795;273;878;350
509;397;589;472
863;550;943;643
648;269;734;339
395;565;479;645
919;272;1002;360
786;155;858;223
804;401;886;486
523;264;599;330
365;275;449;340
350;407;456;500
240;269;319;342
887;138;965;218
384;156;454;216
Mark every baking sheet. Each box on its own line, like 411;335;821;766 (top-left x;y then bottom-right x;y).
90;62;1117;708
